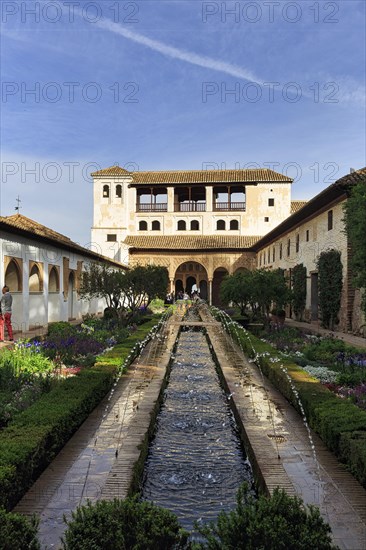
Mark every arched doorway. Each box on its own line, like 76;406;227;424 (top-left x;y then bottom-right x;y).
186;276;196;296
174;261;208;301
200;280;208;301
212;267;229;306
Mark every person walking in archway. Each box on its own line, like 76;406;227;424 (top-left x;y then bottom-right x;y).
1;286;13;341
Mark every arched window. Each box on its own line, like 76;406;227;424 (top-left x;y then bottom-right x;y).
229;220;239;230
103;184;110;198
5;259;21;291
139;221;148;231
49;266;59;292
190;220;199;230
177;220;186;230
29;264;42;292
216;220;226;230
152;220;161;231
116;184;122;198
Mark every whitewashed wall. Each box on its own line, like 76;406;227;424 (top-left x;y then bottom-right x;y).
0;230;108;333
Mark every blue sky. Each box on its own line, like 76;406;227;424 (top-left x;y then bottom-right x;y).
1;0;365;245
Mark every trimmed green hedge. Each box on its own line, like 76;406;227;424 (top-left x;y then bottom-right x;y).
0;317;161;511
222;319;366;488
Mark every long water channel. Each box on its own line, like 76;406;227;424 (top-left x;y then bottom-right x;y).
142;315;254;530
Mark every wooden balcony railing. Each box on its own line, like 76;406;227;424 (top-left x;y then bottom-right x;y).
214;202;246;211
176;202;206;212
136;203;168;212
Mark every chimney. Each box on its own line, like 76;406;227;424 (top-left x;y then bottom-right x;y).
350;168;356;173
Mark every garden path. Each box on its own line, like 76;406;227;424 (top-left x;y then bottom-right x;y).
285;318;366;349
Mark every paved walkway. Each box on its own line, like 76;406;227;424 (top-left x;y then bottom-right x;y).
285;318;366;349
9;309;366;549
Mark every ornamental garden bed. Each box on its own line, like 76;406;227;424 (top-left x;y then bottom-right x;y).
0;314;163;511
212;309;366;489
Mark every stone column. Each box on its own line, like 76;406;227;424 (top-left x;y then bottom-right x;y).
206;186;213;212
170;278;174;294
208;279;213;306
167;187;174;213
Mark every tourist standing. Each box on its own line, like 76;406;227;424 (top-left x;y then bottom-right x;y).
1;286;13;341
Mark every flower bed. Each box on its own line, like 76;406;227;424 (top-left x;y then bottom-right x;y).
212;308;366;489
0;316;164;511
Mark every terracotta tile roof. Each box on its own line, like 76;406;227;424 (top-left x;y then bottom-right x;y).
124;235;261;250
91;165;293;184
335;167;366;188
0;214;127;269
1;214;73;245
91;165;131;177
131;169;292;184
291;200;307;213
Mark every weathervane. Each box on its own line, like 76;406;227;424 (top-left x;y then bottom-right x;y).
15;195;21;212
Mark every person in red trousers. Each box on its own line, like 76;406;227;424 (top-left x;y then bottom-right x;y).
1;286;13;342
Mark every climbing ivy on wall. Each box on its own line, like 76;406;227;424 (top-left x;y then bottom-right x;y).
343;176;366;318
317;249;343;330
292;263;307;321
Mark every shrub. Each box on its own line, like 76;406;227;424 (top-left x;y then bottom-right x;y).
0;507;40;550
194;484;338;550
61;497;189;550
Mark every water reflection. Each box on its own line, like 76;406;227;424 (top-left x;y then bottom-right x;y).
142;327;253;530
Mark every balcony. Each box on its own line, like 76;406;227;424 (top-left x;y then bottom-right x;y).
214;202;246;211
136;203;168;212
176;201;206;212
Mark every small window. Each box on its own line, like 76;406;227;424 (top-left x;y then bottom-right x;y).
217;220;226;230
279;243;283;260
139;221;148;231
306;229;309;242
328;210;333;231
287;239;291;257
272;247;275;262
296;234;300;253
152;220;161;231
103;184;110;198
190;220;199;231
268;198;275;207
107;234;117;242
177;220;186;231
264;217;269;222
230;220;239;230
116;184;122;198
267;249;270;263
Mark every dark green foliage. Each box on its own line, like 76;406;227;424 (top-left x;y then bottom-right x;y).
343;177;366;317
317;250;343;330
61;497;189;550
0;507;40;550
80;263;169;325
302;337;347;363
194;484;337;550
220;270;252;315
47;321;77;338
220;269;291;319
292;264;307;321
